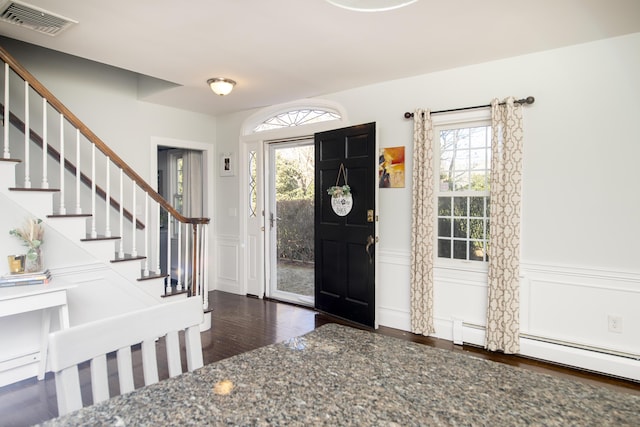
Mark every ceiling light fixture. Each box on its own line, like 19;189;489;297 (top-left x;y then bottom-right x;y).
325;0;418;12
207;78;236;96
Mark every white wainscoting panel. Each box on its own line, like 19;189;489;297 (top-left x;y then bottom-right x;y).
375;249;640;380
520;263;640;358
215;235;241;294
377;249;411;331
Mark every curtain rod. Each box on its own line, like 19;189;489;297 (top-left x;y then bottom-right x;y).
403;96;535;119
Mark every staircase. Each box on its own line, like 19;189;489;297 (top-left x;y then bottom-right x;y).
0;45;210;335
0;161;166;302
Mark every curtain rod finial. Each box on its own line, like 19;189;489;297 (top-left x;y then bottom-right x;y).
404;112;414;119
524;96;535;105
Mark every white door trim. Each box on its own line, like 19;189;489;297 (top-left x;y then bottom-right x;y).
149;136;215;292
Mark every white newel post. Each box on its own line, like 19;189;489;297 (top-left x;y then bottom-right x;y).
155;203;161;275
177;221;182;291
184;225;190;295
166;214;172;293
203;222;210;309
143;194;149;276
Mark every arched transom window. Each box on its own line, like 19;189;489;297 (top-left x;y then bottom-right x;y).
252;109;341;133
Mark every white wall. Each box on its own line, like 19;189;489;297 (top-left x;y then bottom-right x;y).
215;33;640;379
2;33;638;380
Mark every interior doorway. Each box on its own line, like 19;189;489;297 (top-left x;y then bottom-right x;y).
266;139;315;306
157;146;204;283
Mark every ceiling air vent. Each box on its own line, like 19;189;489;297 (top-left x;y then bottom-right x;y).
0;1;77;36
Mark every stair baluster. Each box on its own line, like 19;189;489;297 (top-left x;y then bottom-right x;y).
104;156;111;237
90;143;97;238
118;168;125;258
131;180;137;257
74;129;82;214
58;113;66;214
23;80;30;188
41;98;48;189
3;62;8;159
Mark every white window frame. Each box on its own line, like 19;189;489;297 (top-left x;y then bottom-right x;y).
433;109;491;272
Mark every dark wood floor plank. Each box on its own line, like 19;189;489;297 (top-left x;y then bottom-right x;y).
0;290;637;426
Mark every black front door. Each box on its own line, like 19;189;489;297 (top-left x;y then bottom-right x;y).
314;123;376;327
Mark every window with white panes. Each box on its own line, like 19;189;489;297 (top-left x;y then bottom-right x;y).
436;123;491;262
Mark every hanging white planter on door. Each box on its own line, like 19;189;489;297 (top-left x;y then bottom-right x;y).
327;164;353;217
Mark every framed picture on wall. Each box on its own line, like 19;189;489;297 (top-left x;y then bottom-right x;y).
220;152;235;177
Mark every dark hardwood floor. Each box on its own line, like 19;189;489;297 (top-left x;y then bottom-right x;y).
1;290;638;426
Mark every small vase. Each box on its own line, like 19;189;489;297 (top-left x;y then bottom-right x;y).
25;248;43;273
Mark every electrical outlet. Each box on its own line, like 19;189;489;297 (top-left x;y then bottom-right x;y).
608;315;623;333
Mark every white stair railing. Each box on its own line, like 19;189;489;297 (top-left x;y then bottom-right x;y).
0;44;210;308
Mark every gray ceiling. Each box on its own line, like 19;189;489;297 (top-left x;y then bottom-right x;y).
1;0;639;116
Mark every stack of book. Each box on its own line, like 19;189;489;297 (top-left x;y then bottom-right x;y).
0;270;51;287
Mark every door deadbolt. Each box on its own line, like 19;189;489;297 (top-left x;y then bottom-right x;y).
367;209;374;223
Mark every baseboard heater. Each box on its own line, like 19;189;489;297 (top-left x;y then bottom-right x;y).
462;322;640;361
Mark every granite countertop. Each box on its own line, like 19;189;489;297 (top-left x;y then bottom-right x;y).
42;323;640;426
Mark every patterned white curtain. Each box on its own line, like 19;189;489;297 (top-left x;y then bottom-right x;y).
485;97;524;353
410;109;436;336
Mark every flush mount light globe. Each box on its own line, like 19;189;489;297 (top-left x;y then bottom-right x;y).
207;78;236;96
325;0;418;12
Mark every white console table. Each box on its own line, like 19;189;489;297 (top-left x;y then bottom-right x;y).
0;282;75;380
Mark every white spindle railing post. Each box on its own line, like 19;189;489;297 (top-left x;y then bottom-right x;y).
90;143;97;238
23;81;31;188
41;99;48;188
104;157;111;237
118;168;124;258
3;63;9;159
196;224;202;297
176;221;182;291
58;113;66;214
166;214;172;294
202;222;209;309
143;194;149;276
75;129;82;214
131;181;137;257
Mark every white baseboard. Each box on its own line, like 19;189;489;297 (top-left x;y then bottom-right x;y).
378;305;410;331
0;358;38;388
519;337;640;382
